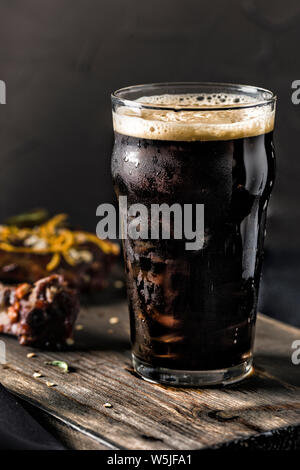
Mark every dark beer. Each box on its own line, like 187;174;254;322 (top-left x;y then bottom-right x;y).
111;84;276;385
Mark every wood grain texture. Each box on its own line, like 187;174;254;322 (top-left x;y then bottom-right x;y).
1;298;300;450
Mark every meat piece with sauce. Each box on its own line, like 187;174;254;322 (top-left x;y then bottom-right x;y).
0;274;79;347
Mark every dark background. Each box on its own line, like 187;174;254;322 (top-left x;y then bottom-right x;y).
0;0;299;325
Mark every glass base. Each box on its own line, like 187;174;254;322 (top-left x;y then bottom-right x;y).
132;354;253;387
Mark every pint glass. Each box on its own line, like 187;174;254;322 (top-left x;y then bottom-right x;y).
111;83;276;386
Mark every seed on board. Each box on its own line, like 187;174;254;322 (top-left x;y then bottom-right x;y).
26;352;36;358
114;280;124;289
75;324;84;331
109;317;119;325
33;372;42;379
45;360;69;373
103;402;113;408
46;381;56;387
66;338;75;346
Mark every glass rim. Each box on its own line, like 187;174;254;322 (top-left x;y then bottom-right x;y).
111;81;276;112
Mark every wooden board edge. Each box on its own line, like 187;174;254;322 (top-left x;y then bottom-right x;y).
258;312;300;335
10;390;123;451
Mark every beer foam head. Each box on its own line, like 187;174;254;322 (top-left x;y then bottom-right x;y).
113;93;275;141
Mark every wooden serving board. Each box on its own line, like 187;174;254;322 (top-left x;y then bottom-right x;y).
1;290;300;450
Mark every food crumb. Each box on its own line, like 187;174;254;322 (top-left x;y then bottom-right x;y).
66;338;75;346
114;280;124;289
103;402;113;408
46;381;56;387
109;317;119;325
27;352;36;359
33;372;42;379
75;324;84;331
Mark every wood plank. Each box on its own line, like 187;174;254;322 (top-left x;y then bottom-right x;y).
1;297;300;450
21;400;113;450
